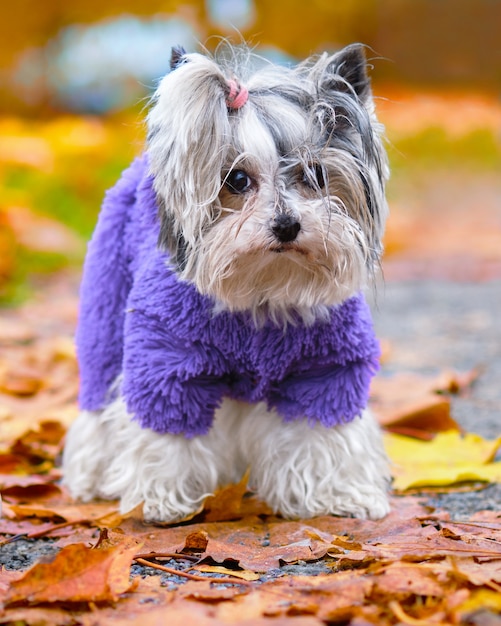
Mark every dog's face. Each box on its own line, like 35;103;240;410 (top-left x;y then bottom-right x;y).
147;44;389;323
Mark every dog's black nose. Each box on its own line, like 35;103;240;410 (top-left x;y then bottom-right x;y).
271;215;301;243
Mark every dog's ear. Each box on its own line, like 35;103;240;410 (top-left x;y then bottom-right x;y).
327;44;371;101
302;45;388;262
302;44;372;106
147;52;233;266
170;45;187;70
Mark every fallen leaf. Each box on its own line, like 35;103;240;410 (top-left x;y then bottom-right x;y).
196;474;252;524
371;372;461;438
193;564;261;581
450;556;501;587
5;534;142;605
0;607;74;626
0;365;43;396
1;482;63;503
200;470;272;522
371;561;446;599
434;368;481;395
385;430;501;490
178;579;249;602
183;529;209;552
454;589;501;620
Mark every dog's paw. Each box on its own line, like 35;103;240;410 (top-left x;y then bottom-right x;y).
258;472;390;521
62;410;109;502
243;407;391;521
141;498;203;524
320;487;390;521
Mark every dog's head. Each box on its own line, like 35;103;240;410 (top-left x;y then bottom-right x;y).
147;44;389;324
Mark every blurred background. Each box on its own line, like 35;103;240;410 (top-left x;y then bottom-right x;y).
0;0;500;302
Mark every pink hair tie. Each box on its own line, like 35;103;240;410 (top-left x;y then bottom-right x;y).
226;79;248;110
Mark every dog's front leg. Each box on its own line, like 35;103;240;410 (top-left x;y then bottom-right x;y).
238;404;391;520
64;397;243;523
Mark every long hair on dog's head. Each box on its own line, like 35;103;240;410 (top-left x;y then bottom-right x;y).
147;43;389;325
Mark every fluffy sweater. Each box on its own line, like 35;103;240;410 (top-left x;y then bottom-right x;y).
77;155;380;437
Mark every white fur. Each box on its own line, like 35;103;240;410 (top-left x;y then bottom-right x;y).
64;398;389;522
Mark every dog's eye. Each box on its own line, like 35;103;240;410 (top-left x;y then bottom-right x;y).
225;170;252;194
302;164;325;190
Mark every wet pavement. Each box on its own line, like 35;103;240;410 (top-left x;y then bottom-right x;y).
371;278;501;518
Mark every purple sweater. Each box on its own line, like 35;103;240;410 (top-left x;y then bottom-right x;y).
76;155;380;437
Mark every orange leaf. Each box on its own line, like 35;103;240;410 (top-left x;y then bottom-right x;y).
201;472;250;522
200;470;272;523
1;482;62;503
5;534;142;605
370;372;460;438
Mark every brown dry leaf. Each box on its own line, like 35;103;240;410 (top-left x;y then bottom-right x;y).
200;470;272;522
194;564;261;581
5;534;142;605
117;517;328;572
0;453;31;473
203;522;335;571
0;567;23;593
5;419;67;474
0;364;43;396
213;571;372;623
17;419;67;449
448;556;501;586
434;368;481;395
471;510;501;524
183;529;210;552
272;572;370;620
430;518;501;543
0;607;75;626
196;475;250;523
76;575;302;626
110;497;428;575
354;524;501;563
371;561;446;599
1;482;63;504
0;332;79;446
8;500;120;527
178;578;249;602
371;372;460;438
0;470;58;489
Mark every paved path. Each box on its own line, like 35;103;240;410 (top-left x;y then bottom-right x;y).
371;279;501;517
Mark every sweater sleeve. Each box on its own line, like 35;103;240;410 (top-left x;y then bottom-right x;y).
268;358;379;427
266;295;381;427
76;157;146;411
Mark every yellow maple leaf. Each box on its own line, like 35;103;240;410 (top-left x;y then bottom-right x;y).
455;589;501;618
384;430;501;491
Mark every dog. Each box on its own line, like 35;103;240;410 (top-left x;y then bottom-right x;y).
63;43;391;523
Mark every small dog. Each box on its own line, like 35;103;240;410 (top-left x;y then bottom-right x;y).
63;43;391;522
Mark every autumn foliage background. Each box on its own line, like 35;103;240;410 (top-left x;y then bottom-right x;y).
0;2;501;625
0;0;500;298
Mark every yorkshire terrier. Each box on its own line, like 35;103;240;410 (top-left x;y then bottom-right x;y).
63;43;391;522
